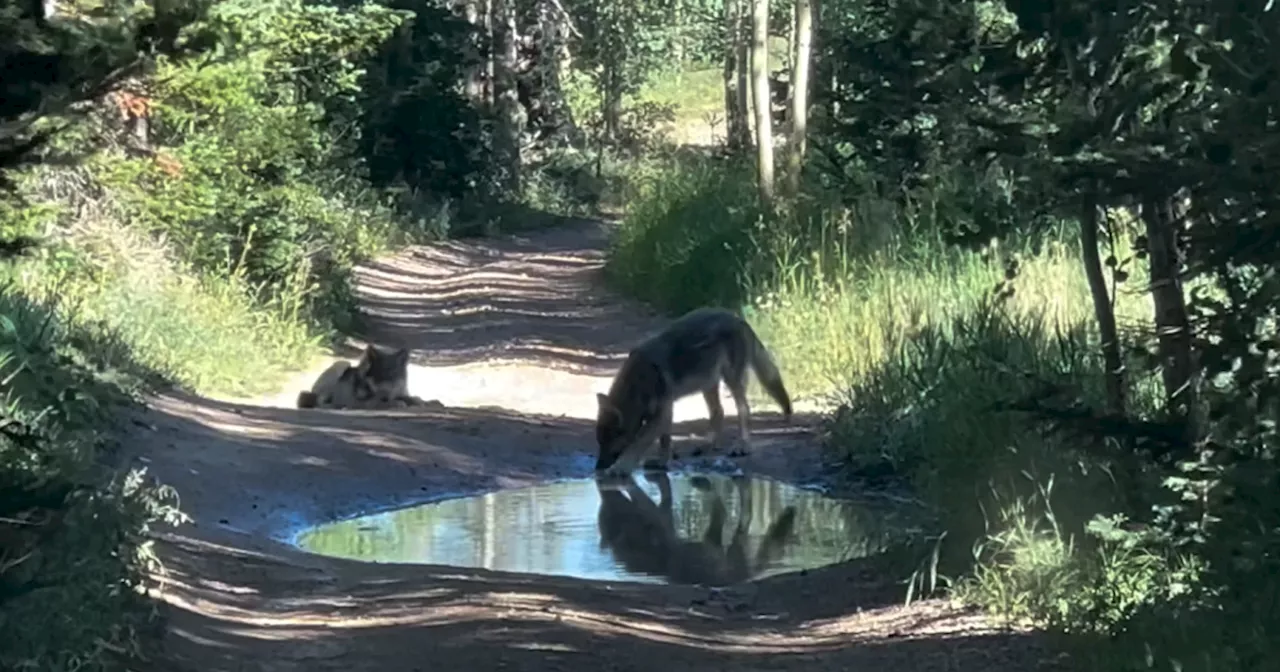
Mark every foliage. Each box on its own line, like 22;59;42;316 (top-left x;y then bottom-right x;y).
88;0;411;331
0;0;214;191
568;0;676;141
0;281;188;672
605;154;765;312
356;0;493;209
611;0;1280;666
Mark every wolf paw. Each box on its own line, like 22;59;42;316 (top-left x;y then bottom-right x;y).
726;442;752;458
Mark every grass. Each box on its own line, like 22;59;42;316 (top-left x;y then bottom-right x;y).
746;236;1145;403
0;279;188;672
637;68;726;145
637;38;792;147
11;176;325;399
606;62;1210;664
604;150;1203;661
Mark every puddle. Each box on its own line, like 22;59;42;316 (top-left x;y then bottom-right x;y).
296;472;903;586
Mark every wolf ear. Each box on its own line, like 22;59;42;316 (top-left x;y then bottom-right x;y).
596;393;622;422
394;348;410;367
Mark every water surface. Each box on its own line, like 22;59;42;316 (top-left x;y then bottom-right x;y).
296;472;898;586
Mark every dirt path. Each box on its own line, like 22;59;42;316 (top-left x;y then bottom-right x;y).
123;218;1065;671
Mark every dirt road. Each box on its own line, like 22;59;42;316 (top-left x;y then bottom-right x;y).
123;218;1065;671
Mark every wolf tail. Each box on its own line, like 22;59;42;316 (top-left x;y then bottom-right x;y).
296;391;319;409
744;324;793;419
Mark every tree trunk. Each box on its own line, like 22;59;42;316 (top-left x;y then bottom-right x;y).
484;0;495;105
750;0;774;206
723;0;750;151
463;0;488;108
1080;192;1126;415
602;66;623;144
1082;193;1151;513
491;0;523;195
537;0;580;146
1143;195;1197;440
721;0;737;147
784;0;812;197
734;5;751;150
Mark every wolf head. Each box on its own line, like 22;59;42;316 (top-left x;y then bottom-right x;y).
594;393;632;472
355;344;410;401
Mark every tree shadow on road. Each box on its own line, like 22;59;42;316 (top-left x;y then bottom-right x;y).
128;392;1068;672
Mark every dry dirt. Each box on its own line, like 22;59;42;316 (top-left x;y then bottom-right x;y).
120;217;1068;671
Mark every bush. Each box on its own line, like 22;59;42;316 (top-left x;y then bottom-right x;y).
16;165;321;398
819;297;1190;640
604;155;767;313
0;284;184;672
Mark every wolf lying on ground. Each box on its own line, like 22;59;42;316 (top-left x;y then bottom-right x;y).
296;344;431;409
594;307;793;474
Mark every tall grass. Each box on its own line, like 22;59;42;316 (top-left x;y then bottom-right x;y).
603;137;1198;654
605;156;766;312
0;282;188;672
9;168;326;399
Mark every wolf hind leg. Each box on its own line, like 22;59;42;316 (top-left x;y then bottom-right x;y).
725;369;753;457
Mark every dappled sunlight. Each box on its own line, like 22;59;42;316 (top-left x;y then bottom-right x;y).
340;219;666;379
153;535;1059;670
118;201;1065;672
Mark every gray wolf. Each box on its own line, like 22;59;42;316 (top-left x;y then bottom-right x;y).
296;360;373;409
595;472;798;586
297;344;424;409
594;307;793;474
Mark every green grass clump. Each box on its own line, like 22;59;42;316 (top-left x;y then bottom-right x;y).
13;209;323;399
601;121;1195;653
605;155;768;313
0;283;186;672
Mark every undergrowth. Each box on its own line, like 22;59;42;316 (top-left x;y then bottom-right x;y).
0;279;185;672
12;167;324;398
602;133;1206;661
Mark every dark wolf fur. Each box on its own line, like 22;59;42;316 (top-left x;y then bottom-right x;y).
595;307;793;474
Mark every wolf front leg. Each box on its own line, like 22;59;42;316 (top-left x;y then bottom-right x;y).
606;402;675;476
642;401;677;472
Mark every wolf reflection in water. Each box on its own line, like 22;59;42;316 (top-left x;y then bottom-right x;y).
595;471;798;586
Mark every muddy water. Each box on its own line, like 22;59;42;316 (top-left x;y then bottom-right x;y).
295;472;900;586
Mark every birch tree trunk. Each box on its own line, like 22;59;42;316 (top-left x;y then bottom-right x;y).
492;0;523;195
785;0;812;196
750;0;774;206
